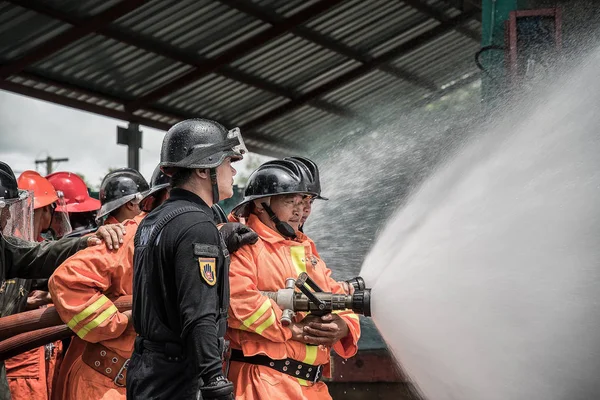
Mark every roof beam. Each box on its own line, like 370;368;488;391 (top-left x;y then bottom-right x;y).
0;0;145;79
400;0;481;42
125;0;346;112
4;72;295;156
219;0;438;92
239;11;477;133
7;0;361;124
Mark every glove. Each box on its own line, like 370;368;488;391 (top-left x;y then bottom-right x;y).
219;222;258;254
198;375;235;400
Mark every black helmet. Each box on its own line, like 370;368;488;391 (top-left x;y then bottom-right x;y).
140;165;171;213
232;160;317;216
147;165;170;196
284;156;328;200
0;170;19;201
97;168;149;220
160;119;246;170
0;161;16;181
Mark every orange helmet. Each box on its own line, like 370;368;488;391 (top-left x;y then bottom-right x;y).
17;170;58;209
46;172;100;213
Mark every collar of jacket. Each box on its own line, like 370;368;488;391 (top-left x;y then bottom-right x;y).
246;213;310;246
167;188;213;213
104;215;121;225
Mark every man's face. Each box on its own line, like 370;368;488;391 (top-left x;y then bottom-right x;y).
216;157;237;200
36;204;54;233
269;194;304;231
0;207;10;231
300;195;315;225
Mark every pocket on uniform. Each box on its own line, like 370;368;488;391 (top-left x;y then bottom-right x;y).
256;365;282;387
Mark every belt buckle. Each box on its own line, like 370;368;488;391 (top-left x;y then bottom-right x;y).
113;359;130;387
312;365;323;384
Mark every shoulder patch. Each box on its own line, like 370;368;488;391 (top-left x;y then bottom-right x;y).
194;243;219;258
199;258;217;286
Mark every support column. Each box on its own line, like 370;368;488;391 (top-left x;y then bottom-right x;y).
117;122;142;171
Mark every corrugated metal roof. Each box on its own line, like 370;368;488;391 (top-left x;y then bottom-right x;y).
113;0;271;58
44;0;123;18
157;73;289;125
231;33;353;89
0;3;67;60
391;30;481;87
0;0;482;156
323;69;429;111
307;0;429;52
33;35;193;98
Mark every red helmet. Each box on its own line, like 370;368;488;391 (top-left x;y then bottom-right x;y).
17;170;59;209
46;172;100;213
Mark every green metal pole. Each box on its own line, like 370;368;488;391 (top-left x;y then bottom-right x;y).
480;0;520;106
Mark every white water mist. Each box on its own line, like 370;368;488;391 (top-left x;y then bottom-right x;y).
362;49;600;400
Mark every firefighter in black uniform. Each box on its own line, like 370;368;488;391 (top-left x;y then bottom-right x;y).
127;119;257;400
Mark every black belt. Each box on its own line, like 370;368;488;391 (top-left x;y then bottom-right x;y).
230;349;323;383
134;337;185;361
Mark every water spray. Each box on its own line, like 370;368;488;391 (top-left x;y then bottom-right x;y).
262;272;372;326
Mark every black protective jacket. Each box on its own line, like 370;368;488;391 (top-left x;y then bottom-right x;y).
0;234;87;317
127;188;230;399
0;233;87;400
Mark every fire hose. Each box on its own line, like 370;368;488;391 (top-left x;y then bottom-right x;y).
0;275;367;358
0;296;132;360
262;272;371;326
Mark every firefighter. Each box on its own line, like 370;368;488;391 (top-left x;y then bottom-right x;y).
49;166;172;400
127;119;257;400
0;163;125;400
47;214;145;400
283;158;356;295
3;171;73;400
227;160;361;400
141;164;232;225
95;168;149;225
284;157;328;233
46;172;101;236
139;165;170;214
48;171;147;400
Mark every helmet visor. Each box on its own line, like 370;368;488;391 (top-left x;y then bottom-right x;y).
227;127;247;160
45;191;73;239
0;190;34;240
140;185;170;213
96;191;146;222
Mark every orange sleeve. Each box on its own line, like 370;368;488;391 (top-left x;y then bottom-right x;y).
324;268;361;358
48;247;128;343
227;244;293;343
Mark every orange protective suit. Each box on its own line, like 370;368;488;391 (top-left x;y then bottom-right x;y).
48;216;140;400
6;247;62;400
226;214;361;400
5;343;61;400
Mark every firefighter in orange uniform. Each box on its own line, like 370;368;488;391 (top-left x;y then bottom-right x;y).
95;168;149;226
5;170;73;400
49;169;148;400
48;217;139;400
226;160;361;400
48;169;149;400
283;157;356;296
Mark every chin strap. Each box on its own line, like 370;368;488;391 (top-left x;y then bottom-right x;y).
261;202;296;238
210;168;219;205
